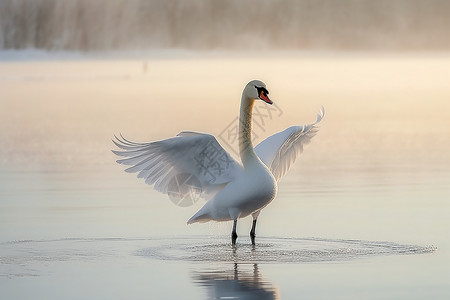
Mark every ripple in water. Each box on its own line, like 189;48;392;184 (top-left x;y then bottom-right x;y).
0;236;435;272
136;237;436;263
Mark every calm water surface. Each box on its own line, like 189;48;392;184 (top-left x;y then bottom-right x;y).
0;53;449;299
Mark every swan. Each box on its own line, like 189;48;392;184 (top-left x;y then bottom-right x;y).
113;80;324;245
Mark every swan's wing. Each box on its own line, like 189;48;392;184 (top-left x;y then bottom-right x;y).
112;132;243;199
255;107;324;181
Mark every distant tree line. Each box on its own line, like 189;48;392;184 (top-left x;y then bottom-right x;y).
0;0;449;51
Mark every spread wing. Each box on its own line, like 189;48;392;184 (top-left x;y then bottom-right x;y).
254;107;324;181
112;132;243;200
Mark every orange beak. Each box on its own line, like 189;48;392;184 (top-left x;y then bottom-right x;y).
259;91;273;104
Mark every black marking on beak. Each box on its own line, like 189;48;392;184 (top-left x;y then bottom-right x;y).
255;86;272;104
255;86;269;98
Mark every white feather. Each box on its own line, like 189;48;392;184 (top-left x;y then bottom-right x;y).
113;132;243;198
254;107;324;181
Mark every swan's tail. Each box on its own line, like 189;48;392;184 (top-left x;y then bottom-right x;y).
187;205;212;224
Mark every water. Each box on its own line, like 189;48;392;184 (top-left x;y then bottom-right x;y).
1;52;449;299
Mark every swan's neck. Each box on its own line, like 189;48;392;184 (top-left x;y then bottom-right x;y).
239;95;259;167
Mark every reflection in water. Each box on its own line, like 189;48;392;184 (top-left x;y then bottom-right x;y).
193;263;278;300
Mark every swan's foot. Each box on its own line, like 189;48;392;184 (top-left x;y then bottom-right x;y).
232;232;238;245
232;219;238;246
250;219;257;245
250;232;255;246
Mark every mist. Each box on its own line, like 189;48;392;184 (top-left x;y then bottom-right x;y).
1;0;450;51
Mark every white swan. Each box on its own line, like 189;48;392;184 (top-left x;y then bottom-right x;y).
113;80;324;245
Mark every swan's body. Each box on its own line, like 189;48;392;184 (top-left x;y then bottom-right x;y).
113;80;324;244
187;83;277;225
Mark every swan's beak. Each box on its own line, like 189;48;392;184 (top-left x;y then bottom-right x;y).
259;91;273;105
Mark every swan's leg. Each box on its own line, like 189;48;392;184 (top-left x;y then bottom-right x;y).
250;211;260;245
250;219;257;245
232;219;238;245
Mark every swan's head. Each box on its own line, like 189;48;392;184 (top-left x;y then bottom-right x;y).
244;80;273;105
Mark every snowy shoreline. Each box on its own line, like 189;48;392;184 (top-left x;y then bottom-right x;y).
2;49;450;62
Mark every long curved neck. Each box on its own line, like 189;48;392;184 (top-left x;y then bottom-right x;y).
239;94;259;168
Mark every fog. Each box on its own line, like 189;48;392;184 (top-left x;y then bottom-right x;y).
1;0;450;51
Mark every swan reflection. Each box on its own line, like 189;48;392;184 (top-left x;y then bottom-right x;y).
193;263;278;300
